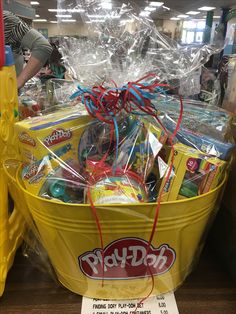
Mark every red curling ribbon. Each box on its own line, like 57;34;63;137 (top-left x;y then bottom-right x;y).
75;73;183;306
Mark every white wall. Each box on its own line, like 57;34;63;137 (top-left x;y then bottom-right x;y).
33;20;141;38
32;22;96;37
162;20;178;39
34;19;180;40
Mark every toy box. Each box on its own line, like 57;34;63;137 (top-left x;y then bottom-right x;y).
160;143;227;201
14;105;91;195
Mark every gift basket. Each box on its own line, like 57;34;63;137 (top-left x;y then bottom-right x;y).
3;0;236;301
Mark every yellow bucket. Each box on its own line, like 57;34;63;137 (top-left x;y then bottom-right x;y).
16;171;225;300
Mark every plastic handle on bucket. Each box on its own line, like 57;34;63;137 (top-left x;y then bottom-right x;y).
0;1;5;68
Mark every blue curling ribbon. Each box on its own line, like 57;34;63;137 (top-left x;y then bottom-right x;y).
71;81;167;171
112;116;119;172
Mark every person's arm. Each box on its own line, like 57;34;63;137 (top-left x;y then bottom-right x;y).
4;11;52;88
17;29;52;89
17;56;44;89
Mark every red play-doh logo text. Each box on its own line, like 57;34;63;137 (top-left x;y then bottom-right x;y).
43;128;72;147
19;132;36;147
78;238;176;280
23;164;45;180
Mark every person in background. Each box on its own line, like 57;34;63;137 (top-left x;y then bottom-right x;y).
43;43;66;80
3;10;52;89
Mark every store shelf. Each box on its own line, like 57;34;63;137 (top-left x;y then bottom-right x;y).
1;242;236;314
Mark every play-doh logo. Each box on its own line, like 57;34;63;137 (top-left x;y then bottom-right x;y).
78;238;176;280
19;132;36;147
23;163;45;180
43;128;72;147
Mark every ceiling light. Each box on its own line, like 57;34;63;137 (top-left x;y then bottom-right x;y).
50;21;58;23
149;2;164;6
144;7;156;12
35;14;40;17
87;13;120;19
170;17;180;20
61;19;76;22
203;15;221;19
56;14;72;18
101;2;112;10
33;19;47;22
86;19;106;23
177;15;189;18
163;6;170;11
198;6;216;11
48;9;67;12
31;1;39;5
186;11;200;15
67;8;85;13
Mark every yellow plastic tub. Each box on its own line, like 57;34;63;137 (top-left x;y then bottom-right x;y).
16;170;226;300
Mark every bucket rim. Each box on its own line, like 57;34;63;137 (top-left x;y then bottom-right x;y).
2;158;20;183
15;166;227;207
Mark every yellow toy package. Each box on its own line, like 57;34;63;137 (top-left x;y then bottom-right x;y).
160;143;227;201
14;106;91;195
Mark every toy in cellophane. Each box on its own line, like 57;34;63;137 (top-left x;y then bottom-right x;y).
9;0;235;301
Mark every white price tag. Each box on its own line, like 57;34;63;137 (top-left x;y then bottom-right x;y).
81;293;179;314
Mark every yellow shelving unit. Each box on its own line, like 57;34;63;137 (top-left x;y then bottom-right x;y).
0;46;25;297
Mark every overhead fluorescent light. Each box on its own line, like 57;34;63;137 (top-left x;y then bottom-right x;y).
170;17;180;20
149;2;164;6
61;19;76;22
33;19;47;22
144;7;156;12
48;9;67;12
178;15;189;18
87;13;120;19
198;6;216;11
139;11;151;17
163;6;170;11
86;19;106;23
101;2;112;10
186;11;200;15
67;8;85;13
50;21;58;23
35;14;40;17
203;15;221;19
31;1;39;5
56;14;72;18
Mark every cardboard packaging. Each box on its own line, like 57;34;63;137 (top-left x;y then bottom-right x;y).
160;143;227;201
15;106;91;195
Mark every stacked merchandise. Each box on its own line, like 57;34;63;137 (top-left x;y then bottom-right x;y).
219;55;236;114
209;54;236;282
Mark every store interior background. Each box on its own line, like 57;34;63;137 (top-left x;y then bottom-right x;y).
3;0;236;52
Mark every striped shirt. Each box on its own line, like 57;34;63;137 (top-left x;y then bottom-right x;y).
3;10;30;55
3;11;52;75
